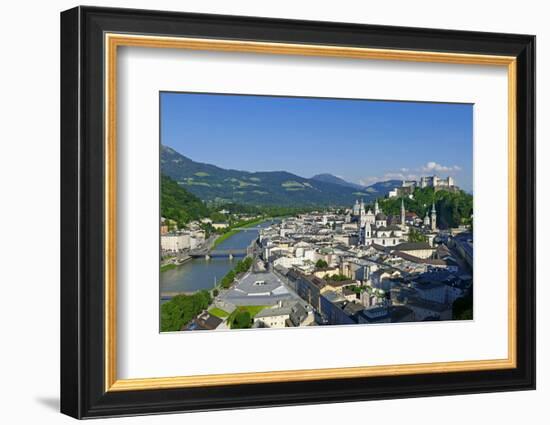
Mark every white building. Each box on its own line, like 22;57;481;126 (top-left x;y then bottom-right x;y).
391;242;435;259
407;298;452;321
413;281;448;304
161;233;190;252
212;222;229;230
252;300;313;328
253;307;291;328
273;255;305;269
420;175;455;189
294;241;312;258
388;188;399;198
370;269;401;291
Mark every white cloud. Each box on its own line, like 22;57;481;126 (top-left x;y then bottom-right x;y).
421;161;461;173
358;161;462;187
359;172;419;186
358;176;380;186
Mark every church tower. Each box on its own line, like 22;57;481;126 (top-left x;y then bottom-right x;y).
353;199;360;216
400;198;406;227
430;202;437;231
423;211;430;227
360;199;367;227
374;200;380;215
363;222;372;245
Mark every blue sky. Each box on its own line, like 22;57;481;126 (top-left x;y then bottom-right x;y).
160;92;473;192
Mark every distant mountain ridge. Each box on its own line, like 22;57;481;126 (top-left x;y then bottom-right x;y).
161;145;401;206
310;173;365;190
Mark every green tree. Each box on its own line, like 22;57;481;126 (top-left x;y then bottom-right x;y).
408;228;428;243
161;174;209;228
315;259;328;269
160;290;212;332
453;290;473;320
218;256;254;290
326;274;349;282
234;257;253;274
209;211;227;223
348;284;367;294
220;270;236;289
231;311;252;329
378;187;473;229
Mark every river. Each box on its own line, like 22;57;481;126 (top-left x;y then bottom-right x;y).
160;220;274;297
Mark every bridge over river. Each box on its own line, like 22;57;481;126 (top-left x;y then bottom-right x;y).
189;248;248;258
161;219;274;296
189;237;258;258
229;226;268;231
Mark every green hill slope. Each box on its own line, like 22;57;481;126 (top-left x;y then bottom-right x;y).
161;174;209;227
161;145;400;206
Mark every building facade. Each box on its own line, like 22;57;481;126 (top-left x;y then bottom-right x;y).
160;233;190;252
420;175;455;189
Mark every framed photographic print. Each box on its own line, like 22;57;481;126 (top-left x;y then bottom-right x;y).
60;6;536;419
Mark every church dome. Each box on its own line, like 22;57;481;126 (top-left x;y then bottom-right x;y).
375;212;387;220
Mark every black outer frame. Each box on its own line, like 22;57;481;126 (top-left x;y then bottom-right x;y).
60;6;536;419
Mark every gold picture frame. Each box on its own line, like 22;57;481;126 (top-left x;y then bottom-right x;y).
104;34;517;392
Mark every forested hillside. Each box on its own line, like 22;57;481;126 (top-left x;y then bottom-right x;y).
378;187;473;229
161;174;210;228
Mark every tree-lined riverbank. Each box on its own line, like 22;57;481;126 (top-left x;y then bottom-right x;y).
160;290;212;332
160;220;271;295
212;217;267;248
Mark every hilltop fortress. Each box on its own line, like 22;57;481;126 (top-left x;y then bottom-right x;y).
388;175;458;198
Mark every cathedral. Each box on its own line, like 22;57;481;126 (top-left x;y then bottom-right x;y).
350;199;408;247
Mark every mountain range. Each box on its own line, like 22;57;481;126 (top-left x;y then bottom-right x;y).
161;145;401;206
309;173;365;190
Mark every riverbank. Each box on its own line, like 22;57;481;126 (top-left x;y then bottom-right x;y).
219;256;253;289
160;219;271;294
160;256;255;330
160;255;192;272
212;216;270;248
160;263;178;272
